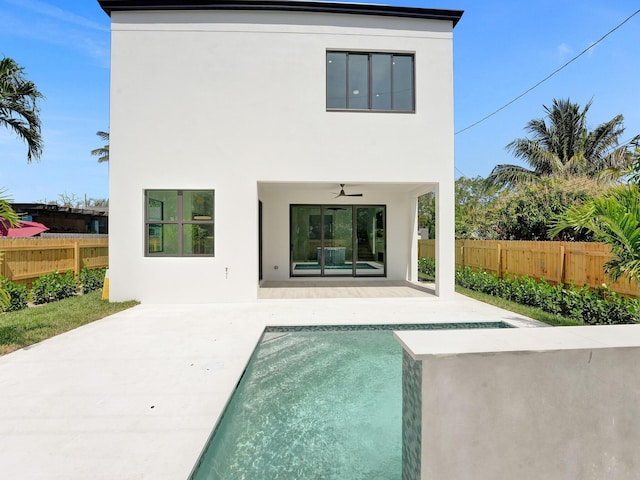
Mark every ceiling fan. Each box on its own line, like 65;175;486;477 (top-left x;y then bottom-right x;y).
333;184;363;198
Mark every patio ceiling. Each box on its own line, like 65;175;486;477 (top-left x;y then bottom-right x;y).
258;181;437;196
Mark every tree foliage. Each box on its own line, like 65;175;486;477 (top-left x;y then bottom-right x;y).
36;193;109;209
0;57;44;163
550;184;640;283
418;192;435;239
454;176;499;239
493;177;606;241
91;130;109;163
487;98;636;187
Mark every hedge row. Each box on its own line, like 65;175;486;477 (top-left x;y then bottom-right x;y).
0;266;107;313
455;266;640;325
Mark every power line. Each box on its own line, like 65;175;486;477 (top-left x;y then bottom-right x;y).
454;8;640;136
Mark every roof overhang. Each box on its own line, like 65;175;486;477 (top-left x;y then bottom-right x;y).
97;0;463;27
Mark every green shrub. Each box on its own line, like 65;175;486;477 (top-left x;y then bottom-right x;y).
31;270;78;305
454;267;640;325
79;266;106;294
0;278;28;312
418;257;436;280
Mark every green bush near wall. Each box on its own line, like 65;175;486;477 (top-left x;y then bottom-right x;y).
1;266;107;312
418;257;436;281
79;266;107;294
454;266;640;325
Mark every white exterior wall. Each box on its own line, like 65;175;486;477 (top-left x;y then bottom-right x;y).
108;10;456;302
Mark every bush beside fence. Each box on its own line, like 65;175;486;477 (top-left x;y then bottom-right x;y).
419;239;639;297
455;267;640;325
2;267;107;312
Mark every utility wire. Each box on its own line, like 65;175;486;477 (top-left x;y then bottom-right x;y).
455;8;640;136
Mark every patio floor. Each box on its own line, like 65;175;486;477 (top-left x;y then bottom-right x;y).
0;293;545;480
258;279;436;298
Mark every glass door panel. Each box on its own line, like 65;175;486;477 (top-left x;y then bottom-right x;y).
291;205;385;277
355;206;385;276
290;206;322;276
323;206;353;276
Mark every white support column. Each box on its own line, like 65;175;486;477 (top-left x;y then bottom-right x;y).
408;195;419;282
435;181;455;298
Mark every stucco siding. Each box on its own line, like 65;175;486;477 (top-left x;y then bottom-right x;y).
108;9;455;302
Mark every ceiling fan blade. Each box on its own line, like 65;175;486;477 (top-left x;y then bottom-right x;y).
346;193;363;196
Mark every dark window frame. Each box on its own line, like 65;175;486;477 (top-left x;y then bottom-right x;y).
289;204;387;278
326;51;415;113
144;189;215;257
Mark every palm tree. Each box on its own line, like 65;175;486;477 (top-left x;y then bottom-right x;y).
0;188;19;227
91;130;109;163
0;57;44;162
550;184;640;283
487;99;635;188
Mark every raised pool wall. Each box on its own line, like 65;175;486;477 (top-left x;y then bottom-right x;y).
396;325;640;480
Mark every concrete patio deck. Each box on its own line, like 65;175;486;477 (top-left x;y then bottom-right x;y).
0;292;544;480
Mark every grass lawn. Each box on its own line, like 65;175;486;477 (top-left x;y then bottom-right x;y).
419;272;583;326
0;291;139;356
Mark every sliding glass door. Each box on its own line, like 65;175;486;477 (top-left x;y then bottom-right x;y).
290;205;385;277
323;206;353;276
355;206;385;276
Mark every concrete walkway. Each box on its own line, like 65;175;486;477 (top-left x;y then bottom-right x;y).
0;294;544;479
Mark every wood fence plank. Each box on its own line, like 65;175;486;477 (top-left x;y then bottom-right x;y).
418;239;639;296
0;237;108;285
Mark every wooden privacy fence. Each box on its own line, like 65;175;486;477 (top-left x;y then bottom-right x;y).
0;237;108;285
418;239;640;297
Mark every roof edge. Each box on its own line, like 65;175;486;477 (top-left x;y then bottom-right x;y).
97;1;464;27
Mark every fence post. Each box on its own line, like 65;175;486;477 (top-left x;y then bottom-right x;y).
73;241;81;275
460;244;465;268
497;243;502;278
559;245;565;285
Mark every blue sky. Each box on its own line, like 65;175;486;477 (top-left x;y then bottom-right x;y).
1;0;639;203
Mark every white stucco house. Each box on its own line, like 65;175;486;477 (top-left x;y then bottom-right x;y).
98;0;462;303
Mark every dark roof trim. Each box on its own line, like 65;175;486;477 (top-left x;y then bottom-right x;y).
97;1;463;27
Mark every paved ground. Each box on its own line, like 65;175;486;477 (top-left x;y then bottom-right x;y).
0;291;544;480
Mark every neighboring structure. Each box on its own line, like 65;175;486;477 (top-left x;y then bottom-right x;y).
98;0;462;303
11;203;108;234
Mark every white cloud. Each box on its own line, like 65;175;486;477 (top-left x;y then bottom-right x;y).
5;0;109;32
1;1;110;67
556;42;573;59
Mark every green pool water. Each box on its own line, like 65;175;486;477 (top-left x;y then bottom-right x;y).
190;323;510;479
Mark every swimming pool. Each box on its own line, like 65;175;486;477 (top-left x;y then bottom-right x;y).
190;323;510;479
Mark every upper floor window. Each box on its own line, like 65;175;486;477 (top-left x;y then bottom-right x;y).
145;190;214;256
326;51;414;112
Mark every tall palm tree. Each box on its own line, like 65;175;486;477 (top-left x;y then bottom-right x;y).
0;57;44;163
487;98;635;188
91;130;109;163
550;184;640;283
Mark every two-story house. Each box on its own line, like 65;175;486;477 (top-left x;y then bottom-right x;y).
98;0;462;303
